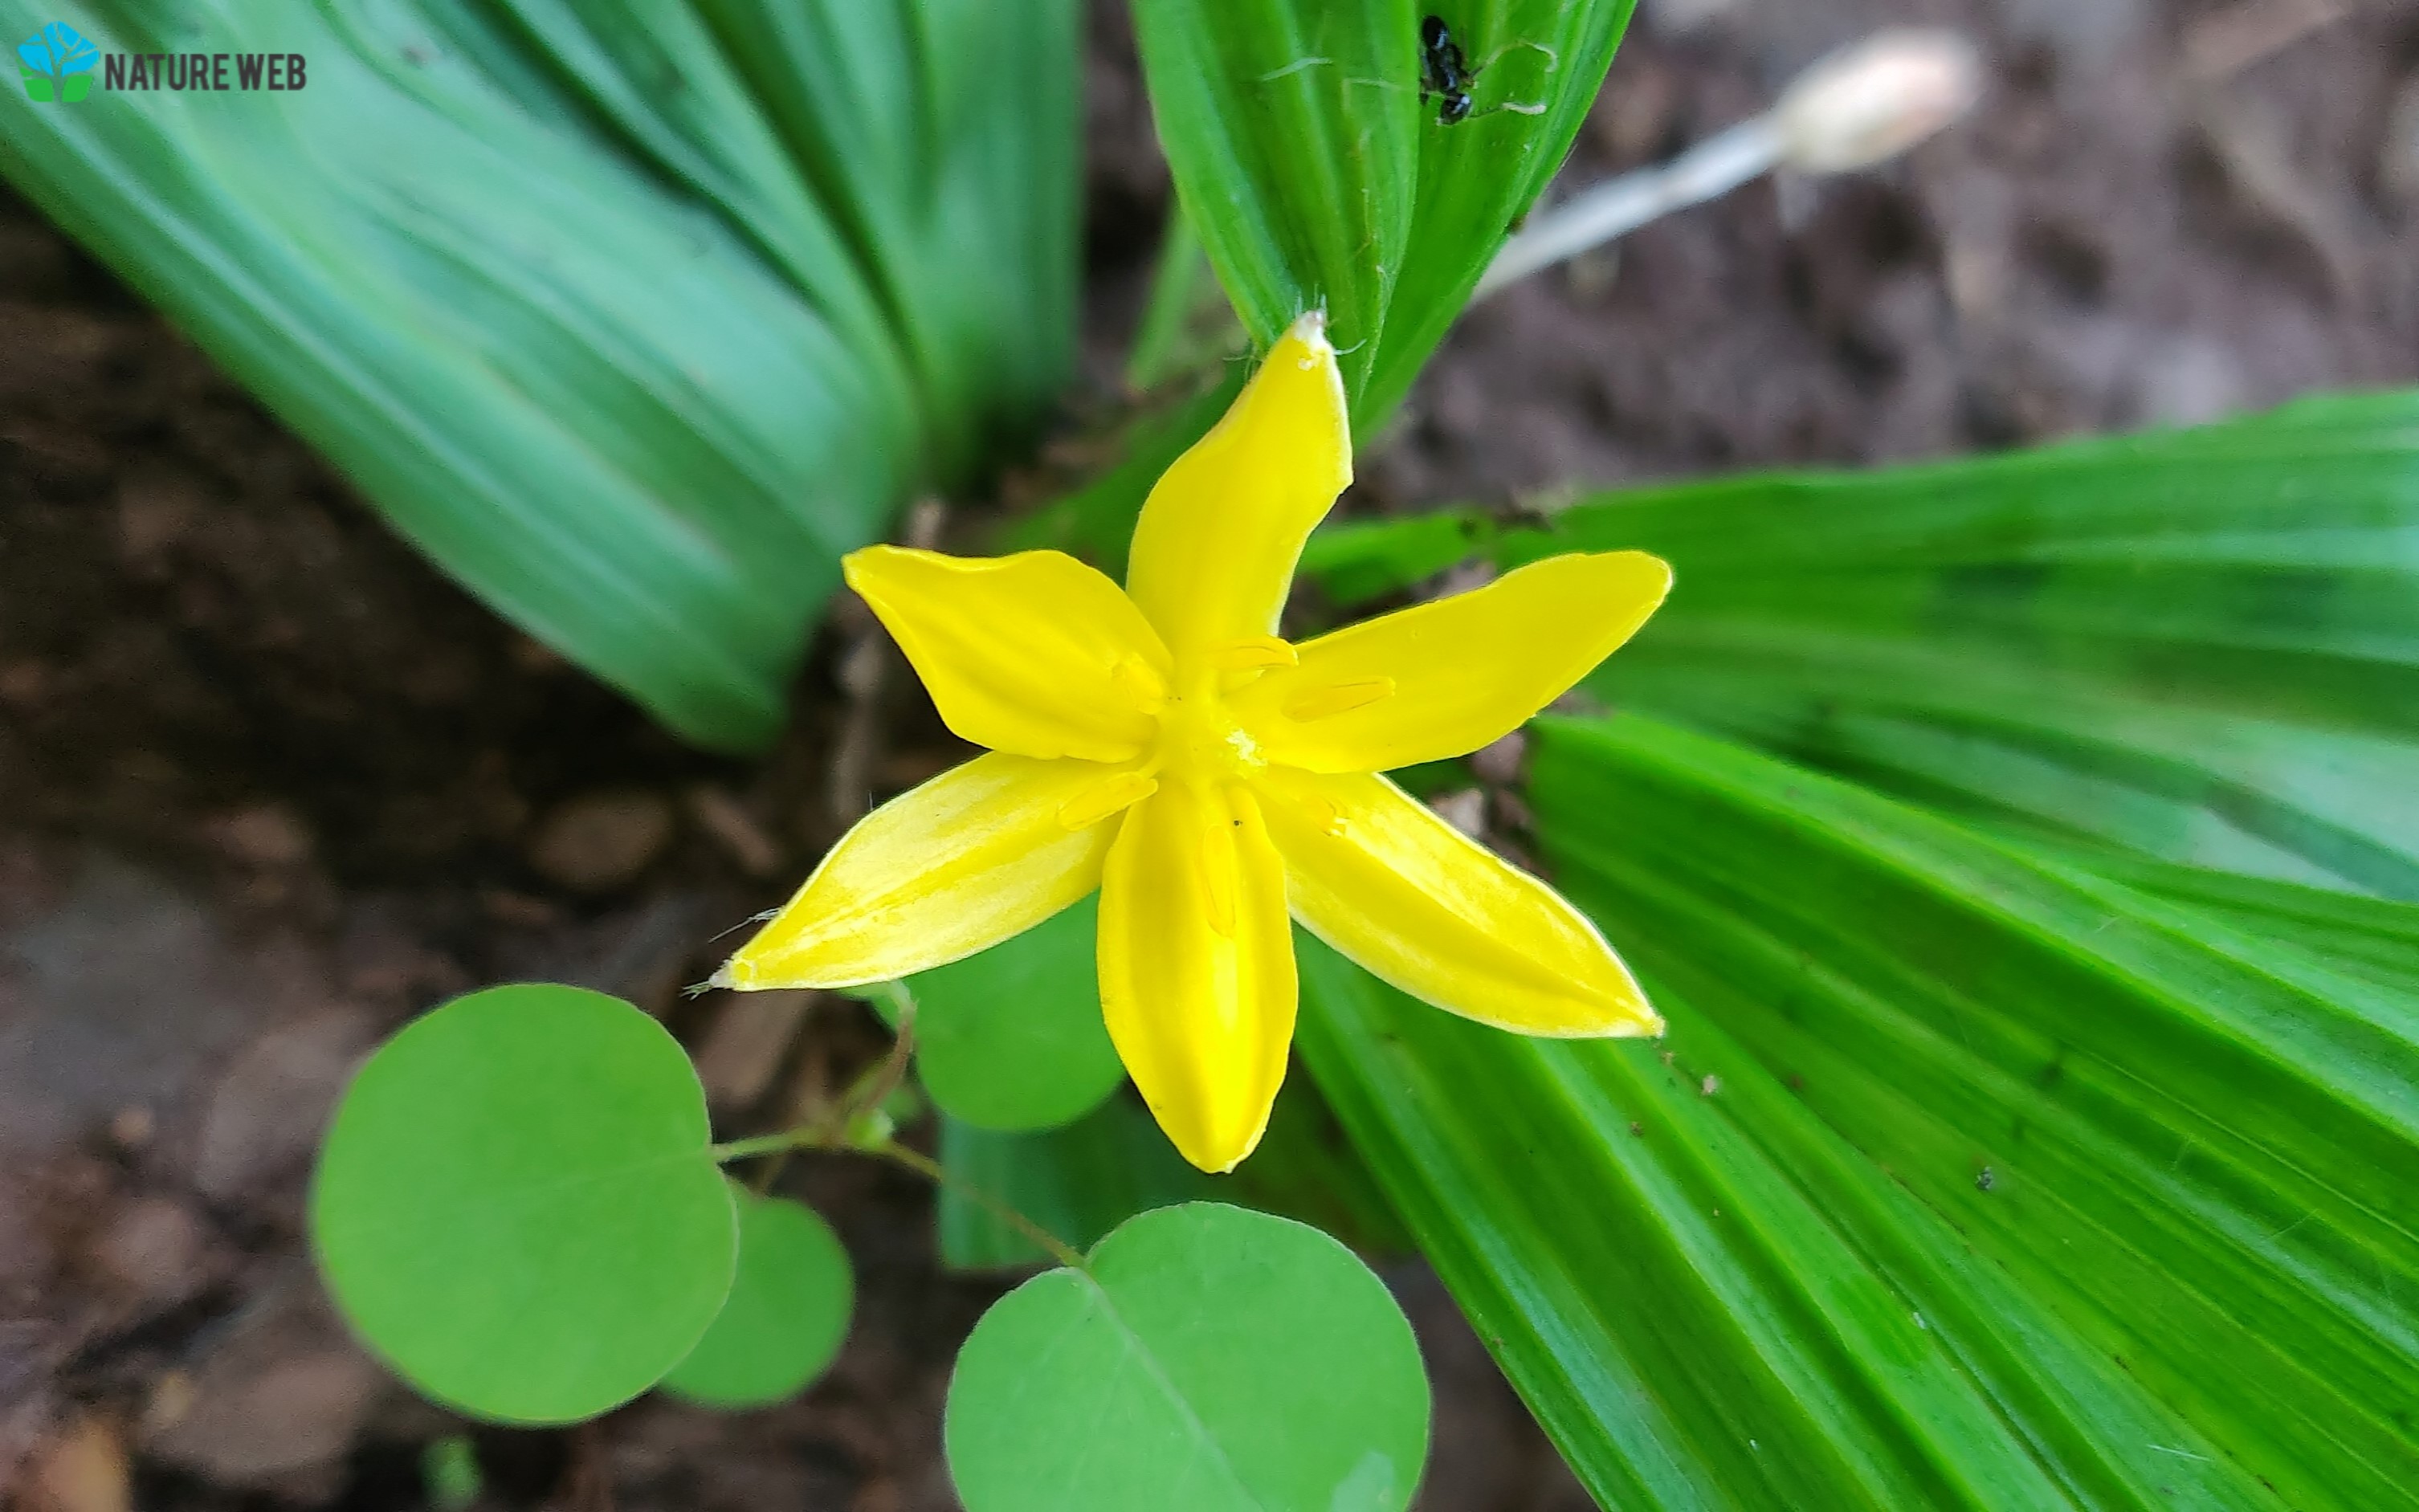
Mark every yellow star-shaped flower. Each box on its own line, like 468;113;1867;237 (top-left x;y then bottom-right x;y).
716;312;1670;1172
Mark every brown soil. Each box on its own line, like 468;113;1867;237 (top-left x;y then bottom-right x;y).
5;1;2414;1507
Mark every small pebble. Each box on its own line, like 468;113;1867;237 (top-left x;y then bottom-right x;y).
210;805;313;869
0;659;49;703
90;1197;209;1310
1426;787;1488;839
108;1106;154;1151
479;889;561;929
142;1289;383;1487
1470;732;1528;785
25;1414;131;1512
687;785;783;877
115;472;203;559
192;1011;375;1201
528;790;675;893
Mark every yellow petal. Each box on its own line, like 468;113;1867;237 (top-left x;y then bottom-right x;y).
1234;552;1671;773
1097;779;1296;1172
717;752;1121;989
1258;767;1658;1037
1056;770;1161;829
1125;312;1351;662
846;546;1173;763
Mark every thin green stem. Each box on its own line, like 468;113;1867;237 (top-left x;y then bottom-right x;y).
709;1129;818;1162
853;979;919;1123
872;1140;1088;1272
712;980;1080;1269
714;1125;1087;1272
744;980;920;1193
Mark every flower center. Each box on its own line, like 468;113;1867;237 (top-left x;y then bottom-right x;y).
1154;684;1267;783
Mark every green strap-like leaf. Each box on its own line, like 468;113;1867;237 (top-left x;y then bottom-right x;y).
1295;392;2419;893
1132;0;1634;422
1298;714;2419;1509
1297;507;1499;603
1497;389;2419;895
0;1;1077;749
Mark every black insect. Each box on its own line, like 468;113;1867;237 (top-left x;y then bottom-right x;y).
1418;14;1475;124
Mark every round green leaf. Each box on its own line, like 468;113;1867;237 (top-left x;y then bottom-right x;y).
944;1202;1430;1511
904;894;1124;1131
661;1188;854;1409
312;984;737;1424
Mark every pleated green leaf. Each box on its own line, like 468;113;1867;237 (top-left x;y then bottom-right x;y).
1299;713;2419;1510
0;0;1077;750
1132;0;1634;422
1298;506;1498;603
1502;390;2419;896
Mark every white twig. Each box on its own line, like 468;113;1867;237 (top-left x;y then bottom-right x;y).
1477;29;1981;301
1477;118;1780;298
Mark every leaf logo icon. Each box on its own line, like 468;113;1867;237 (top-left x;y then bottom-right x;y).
18;21;98;102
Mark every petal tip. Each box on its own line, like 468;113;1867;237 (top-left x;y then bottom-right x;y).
1275;309;1340;377
1588;985;1665;1040
1136;1072;1279;1173
1519;1004;1665;1040
838;543;896;579
1174;1120;1267;1176
1284;308;1329;346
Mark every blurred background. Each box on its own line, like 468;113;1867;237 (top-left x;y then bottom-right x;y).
3;0;2413;1506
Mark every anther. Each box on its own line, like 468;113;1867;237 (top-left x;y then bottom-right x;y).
1281;677;1397;722
1207;638;1299;673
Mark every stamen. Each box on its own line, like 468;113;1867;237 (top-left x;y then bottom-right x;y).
1056;771;1159;829
1207;638;1299;672
1282;677;1397;723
